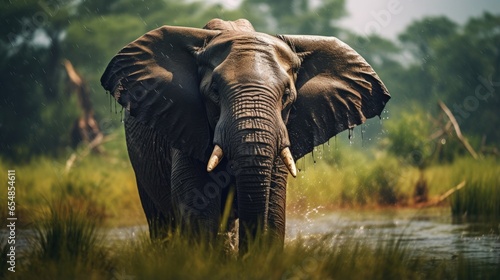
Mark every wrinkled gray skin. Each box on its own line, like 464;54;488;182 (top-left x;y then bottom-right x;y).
101;19;390;252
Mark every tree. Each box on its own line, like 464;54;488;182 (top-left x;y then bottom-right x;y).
394;13;500;149
436;13;500;146
0;0;221;160
240;0;347;35
397;16;458;108
0;1;79;160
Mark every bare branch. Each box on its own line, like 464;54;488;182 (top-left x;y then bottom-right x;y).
438;101;479;159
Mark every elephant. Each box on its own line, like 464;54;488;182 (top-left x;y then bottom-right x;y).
101;18;390;252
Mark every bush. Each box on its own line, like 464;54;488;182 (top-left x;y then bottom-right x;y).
384;106;434;168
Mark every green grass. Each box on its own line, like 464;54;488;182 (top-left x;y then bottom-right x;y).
288;145;500;219
288;146;419;210
18;198;113;280
0;130;144;228
1;131;499;279
446;158;500;218
6;205;499;280
1;130;499;227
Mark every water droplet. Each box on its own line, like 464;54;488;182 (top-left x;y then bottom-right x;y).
348;128;354;145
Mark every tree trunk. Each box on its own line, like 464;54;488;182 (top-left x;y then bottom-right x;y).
64;59;103;152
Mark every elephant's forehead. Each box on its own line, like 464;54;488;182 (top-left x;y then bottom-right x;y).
209;31;290;51
205;32;297;67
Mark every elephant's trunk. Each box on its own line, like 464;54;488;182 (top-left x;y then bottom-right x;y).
207;145;296;177
210;87;294;252
227;100;279;252
232;142;274;253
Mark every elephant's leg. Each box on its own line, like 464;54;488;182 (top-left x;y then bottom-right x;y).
136;179;173;239
170;148;221;240
267;158;288;247
125;115;175;239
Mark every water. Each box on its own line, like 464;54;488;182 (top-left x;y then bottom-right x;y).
4;208;499;266
287;208;500;265
104;208;499;265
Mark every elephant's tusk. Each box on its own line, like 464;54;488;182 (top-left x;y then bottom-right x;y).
207;145;224;172
280;147;297;177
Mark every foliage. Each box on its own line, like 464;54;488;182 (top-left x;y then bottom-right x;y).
1;0;499;160
240;0;347;35
384;106;434;167
396;13;500;147
288;137;500;214
288;140;415;209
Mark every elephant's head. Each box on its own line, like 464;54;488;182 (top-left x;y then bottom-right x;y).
101;19;390;245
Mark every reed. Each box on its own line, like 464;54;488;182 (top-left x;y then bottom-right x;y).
446;157;500;219
10;197;113;280
9;225;499;280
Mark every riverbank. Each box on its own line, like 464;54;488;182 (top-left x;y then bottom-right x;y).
2;206;499;280
0;137;498;228
1;135;499;279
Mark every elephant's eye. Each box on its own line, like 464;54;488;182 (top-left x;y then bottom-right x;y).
282;88;291;107
209;83;220;103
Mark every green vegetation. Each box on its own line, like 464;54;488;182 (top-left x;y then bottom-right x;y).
1;1;499;278
447;158;500;218
0;130;144;228
2;130;497;229
5;199;499;280
289;142;499;212
22;199;113;279
1;0;497;217
1;1;499;161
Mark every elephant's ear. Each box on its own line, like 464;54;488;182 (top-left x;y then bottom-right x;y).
279;35;391;160
101;26;220;161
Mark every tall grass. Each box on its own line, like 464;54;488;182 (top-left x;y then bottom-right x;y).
2;131;499;279
1;135;499;228
446;158;500;218
114;234;430;280
288;144;499;218
10;197;113;280
8;211;499;280
0;131;144;228
288;146;419;211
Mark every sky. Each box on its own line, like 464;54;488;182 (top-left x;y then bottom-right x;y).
339;0;500;39
216;0;500;38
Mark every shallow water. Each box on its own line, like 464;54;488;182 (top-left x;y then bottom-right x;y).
105;208;499;265
286;208;500;265
4;208;499;266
